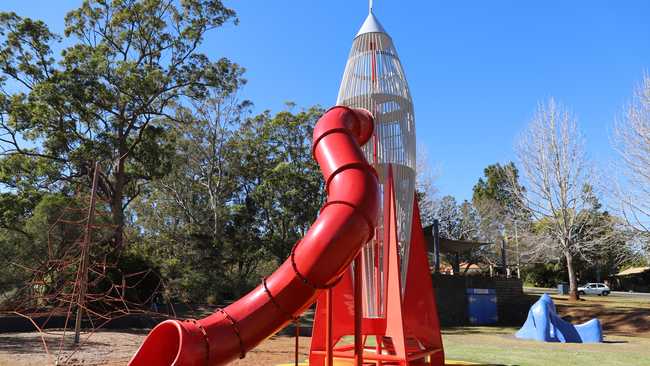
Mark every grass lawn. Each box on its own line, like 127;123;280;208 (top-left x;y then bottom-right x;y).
442;291;650;366
443;327;650;366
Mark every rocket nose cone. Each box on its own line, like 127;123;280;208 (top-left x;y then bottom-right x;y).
356;12;387;37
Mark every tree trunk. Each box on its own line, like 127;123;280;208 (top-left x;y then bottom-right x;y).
565;250;580;301
112;198;125;248
111;155;126;249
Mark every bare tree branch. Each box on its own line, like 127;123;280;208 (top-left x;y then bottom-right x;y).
612;74;650;234
508;98;603;300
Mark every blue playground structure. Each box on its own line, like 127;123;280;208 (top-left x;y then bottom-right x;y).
516;293;603;343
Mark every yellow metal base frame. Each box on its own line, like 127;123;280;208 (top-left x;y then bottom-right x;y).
276;361;498;366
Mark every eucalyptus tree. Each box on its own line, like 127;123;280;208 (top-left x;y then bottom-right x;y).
247;106;325;261
0;0;244;247
132;103;325;300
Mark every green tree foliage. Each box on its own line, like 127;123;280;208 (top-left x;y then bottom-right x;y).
472;162;527;238
472;162;529;273
521;262;566;288
0;194;82;304
0;0;245;247
131;102;324;302
250;106;325;261
570;186;638;283
472;162;522;210
0;1;348;307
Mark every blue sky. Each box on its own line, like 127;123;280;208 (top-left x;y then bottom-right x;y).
4;1;650;202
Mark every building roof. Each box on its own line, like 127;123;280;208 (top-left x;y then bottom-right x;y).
356;11;387;37
439;238;492;253
422;225;492;254
614;266;650;277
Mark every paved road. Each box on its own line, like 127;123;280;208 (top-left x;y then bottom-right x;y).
524;287;650;300
609;290;650;299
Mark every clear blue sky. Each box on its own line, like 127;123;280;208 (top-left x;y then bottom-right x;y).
5;1;650;201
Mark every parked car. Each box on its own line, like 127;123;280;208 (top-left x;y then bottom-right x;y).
578;283;610;296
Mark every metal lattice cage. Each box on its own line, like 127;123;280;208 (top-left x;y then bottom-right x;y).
337;11;417;317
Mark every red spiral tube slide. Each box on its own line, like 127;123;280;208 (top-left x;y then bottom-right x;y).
128;106;378;366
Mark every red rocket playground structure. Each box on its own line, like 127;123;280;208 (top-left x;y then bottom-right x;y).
129;6;444;366
308;7;445;364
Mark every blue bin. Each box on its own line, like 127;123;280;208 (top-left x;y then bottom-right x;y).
467;288;498;325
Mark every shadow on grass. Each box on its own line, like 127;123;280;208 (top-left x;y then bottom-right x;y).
557;303;650;336
446;362;518;366
443;326;517;336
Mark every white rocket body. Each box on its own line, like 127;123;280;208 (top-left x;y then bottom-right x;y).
337;11;417;317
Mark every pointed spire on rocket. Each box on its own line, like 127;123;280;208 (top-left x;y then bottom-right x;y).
356;10;387;37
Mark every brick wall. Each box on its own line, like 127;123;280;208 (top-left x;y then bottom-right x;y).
432;274;532;326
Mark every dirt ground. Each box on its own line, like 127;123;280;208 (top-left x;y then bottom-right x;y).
0;330;310;366
0;330;147;366
552;294;650;337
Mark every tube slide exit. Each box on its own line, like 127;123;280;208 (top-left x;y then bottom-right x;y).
128;106;379;366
